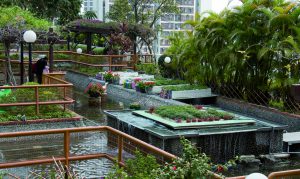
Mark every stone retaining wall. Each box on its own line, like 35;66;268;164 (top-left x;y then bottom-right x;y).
217;96;300;132
66;70;187;109
65;71;105;91
106;84;187;109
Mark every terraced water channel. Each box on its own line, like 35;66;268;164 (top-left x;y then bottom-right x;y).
0;88;124;178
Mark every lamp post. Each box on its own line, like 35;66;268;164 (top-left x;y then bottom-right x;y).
23;30;37;82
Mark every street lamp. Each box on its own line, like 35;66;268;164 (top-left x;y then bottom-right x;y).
23;30;37;82
164;56;171;64
76;48;82;54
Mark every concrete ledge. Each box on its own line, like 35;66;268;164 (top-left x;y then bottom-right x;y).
217;96;300;132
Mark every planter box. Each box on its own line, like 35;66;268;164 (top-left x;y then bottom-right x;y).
161;88;212;99
152;84;188;94
132;110;255;130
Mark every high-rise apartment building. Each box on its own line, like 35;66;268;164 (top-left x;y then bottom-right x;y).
81;0;228;56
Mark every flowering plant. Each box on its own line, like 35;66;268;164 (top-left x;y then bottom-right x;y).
133;78;142;83
143;81;155;88
103;71;114;81
84;83;105;97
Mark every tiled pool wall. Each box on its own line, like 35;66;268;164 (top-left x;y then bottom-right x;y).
107;114;283;162
217;96;300;132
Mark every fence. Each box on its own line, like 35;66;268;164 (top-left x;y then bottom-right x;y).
209;83;300;115
0;126;223;178
0;126;170;175
0;75;73;115
0;51;155;78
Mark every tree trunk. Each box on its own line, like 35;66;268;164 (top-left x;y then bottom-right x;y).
4;41;16;85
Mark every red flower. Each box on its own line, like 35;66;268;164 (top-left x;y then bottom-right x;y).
217;165;223;172
173;166;177;170
194;105;203;110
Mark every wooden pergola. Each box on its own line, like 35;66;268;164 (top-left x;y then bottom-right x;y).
64;20;154;54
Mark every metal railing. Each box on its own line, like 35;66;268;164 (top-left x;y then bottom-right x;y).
0;126;222;178
0;126;173;170
226;169;300;179
0;75;73;114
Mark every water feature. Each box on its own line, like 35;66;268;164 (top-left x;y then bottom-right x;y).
0;88;124;178
105;108;285;162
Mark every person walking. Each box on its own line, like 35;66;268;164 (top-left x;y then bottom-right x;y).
35;57;48;84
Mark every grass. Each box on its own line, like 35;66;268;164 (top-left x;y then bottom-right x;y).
162;84;208;91
154;79;187;86
154;105;234;120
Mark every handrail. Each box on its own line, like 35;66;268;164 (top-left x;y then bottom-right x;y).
0;126;222;179
268;169;300;179
0;126;175;167
225;168;300;179
0;78;74;114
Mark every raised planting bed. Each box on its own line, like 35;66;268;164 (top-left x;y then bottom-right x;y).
152;79;188;94
160;85;212;99
132;105;255;129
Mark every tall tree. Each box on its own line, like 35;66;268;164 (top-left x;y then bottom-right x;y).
0;6;50;85
0;0;81;25
107;0;178;54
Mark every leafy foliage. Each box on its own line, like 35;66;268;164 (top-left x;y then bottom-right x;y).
162;85;207;91
0;0;81;24
107;138;234;178
136;63;159;75
154;79;187;86
165;0;300;109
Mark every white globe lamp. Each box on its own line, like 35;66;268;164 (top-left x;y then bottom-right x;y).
164;56;171;64
23;30;37;43
77;48;83;54
246;173;268;179
228;0;243;10
23;30;37;82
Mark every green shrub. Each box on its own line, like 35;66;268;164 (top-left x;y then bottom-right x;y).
162;84;207;91
54;53;71;59
92;47;104;55
154;79;187;86
136;64;158;75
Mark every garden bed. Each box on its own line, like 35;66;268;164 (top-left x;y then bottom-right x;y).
0;116;81;126
132;106;255;129
160;85;212;99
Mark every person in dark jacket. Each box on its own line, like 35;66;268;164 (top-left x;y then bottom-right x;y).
35;57;48;84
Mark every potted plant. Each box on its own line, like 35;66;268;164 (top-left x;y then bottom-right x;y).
132;78;142;90
103;71;114;83
137;81;146;93
144;81;155;94
84;82;105;106
112;73;120;85
85;82;105;98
